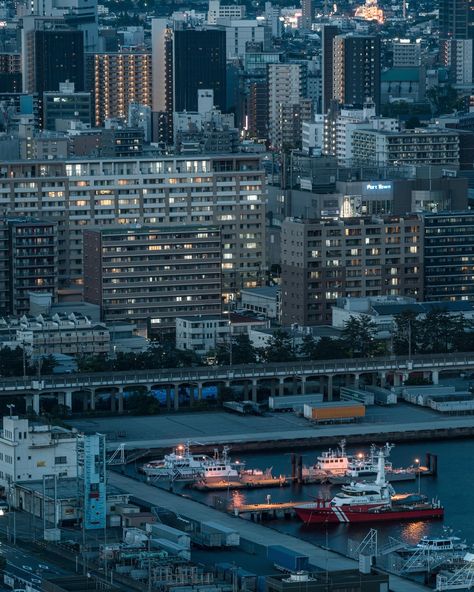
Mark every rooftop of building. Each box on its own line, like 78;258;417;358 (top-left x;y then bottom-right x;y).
15;478;125;501
381;67;420;82
371;301;474;316
252;325;342;339
240;286;280;298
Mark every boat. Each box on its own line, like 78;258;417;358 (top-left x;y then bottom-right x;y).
141;441;216;480
398;534;469;555
303;440;419;484
294;447;444;524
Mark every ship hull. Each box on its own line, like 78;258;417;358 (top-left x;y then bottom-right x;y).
295;505;444;524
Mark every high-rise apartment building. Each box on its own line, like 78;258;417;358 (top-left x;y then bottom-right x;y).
207;0;246;24
268;62;306;149
281;216;423;325
0;53;22;93
86;52;152;127
22;21;85;95
321;25;339;115
439;0;471;39
83;225;222;333
424;211;474;302
0;155;265;298
0;217;58;316
392;39;422;67
333;34;381;113
301;0;314;29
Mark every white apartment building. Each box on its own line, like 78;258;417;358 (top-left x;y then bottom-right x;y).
176;315;230;354
302;116;324;154
268;63;304;149
207;0;245;24
0;416;78;489
224;20;269;59
351;128;460;167
0;155;266;297
392;39;422;67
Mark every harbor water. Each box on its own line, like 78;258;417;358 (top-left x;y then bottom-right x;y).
173;439;474;553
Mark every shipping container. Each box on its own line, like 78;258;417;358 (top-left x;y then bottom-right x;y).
303;401;365;422
151;538;191;561
150;523;191;548
339;387;375;406
201;521;240;546
267;545;309;572
365;385;397;405
107;514;121;527
268;393;323;412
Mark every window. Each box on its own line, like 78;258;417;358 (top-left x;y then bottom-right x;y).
55;456;67;465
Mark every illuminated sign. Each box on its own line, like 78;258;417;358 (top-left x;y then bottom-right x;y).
365;182;392;191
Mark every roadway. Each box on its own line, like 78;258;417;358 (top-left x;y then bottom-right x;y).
108;471;432;592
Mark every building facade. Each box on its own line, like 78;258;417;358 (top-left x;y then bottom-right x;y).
83;225;223;333
86;52;152;127
0;154;265;297
175;315;230;354
281;216;423;325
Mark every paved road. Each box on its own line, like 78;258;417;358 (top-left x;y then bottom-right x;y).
67;405;474;451
108;472;432;592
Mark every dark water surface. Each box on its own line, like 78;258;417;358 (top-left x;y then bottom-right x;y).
172;438;474;553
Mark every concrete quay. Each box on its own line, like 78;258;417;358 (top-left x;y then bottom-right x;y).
108;472;431;592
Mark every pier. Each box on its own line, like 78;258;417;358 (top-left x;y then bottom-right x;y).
108;471;432;592
231;501;302;520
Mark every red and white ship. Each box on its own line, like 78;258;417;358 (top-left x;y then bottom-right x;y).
295;447;444;524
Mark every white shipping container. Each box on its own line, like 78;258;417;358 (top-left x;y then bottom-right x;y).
201;521;240;546
150;523;191;548
269;393;323;410
152;538;191;560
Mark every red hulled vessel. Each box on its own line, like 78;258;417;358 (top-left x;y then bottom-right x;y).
294;447;444;524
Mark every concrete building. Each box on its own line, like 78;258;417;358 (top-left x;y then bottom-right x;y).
0;154;265;297
392;39;423;67
0;218;58;316
268;63;306;150
281;215;423;325
240;286;280;319
333;34;381;114
86;52;152;127
224;20;269;60
83;225;223;334
0;416;78;488
207;0;245;24
0;312;110;356
424;211;474;302
43;81;92;131
176;315;230;354
300;0;314;29
381;67;426;104
351;128;460;167
332;295;474;338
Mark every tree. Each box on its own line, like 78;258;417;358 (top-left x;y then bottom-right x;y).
342;315;379;358
0;346;27;377
418;309;463;354
312;337;349;360
393;310;421;355
262;330;297;363
127;392;161;415
216;334;257;365
299;334;318;360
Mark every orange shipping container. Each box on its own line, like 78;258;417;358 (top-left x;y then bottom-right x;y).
303;402;365;421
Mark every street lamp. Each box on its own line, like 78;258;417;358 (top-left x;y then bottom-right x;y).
414;458;421;494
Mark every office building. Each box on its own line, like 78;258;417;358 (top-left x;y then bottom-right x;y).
439;0;471;39
393;39;423;67
207;0;246;24
174;29;226;112
281;216;423;324
0;53;22;93
86;52;152;127
22;21;85;95
351;128;460;167
424;211;474;302
83;225;223;333
43;81;92;130
224;21;269;60
333;33;381;113
0;155;265;297
0;218;58;316
0;416;78;488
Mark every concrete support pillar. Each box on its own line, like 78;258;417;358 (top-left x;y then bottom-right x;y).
65;391;72;410
270;382;276;398
278;378;285;397
432;370;439;385
301;376;306;395
90;390;96;411
83;392;89;411
189;386;194;407
197;383;203;402
326;375;333;401
118;390;124;414
292;377;298;395
379;371;387;387
166;386;171;410
251;379;258;403
25;395;33;412
353;373;360;389
393;373;401;387
174;384;180;411
110;392;116;412
371;373;377;385
33;393;40;415
243;382;250;400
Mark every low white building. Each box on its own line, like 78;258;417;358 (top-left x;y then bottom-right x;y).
332;296;474;338
0;416;78;489
240;286;280;320
176;315;230;355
